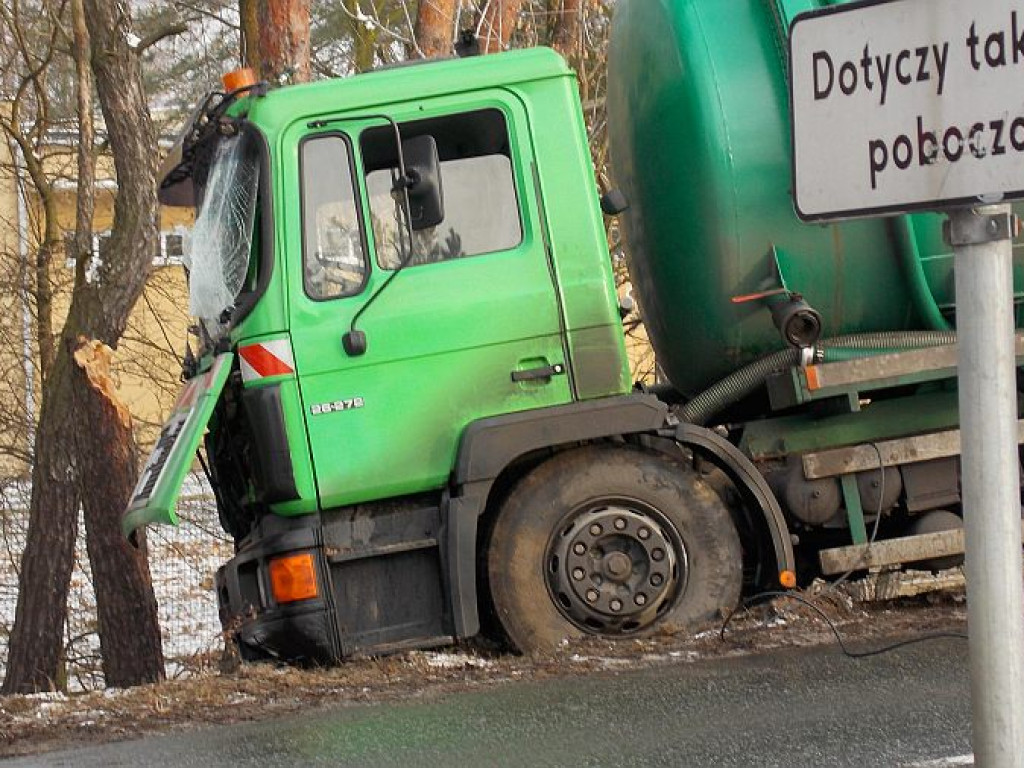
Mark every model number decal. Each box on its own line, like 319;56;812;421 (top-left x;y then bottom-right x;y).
310;398;365;415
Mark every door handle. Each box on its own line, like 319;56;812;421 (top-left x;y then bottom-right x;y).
511;363;566;382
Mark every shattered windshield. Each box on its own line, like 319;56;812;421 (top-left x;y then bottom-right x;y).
184;131;259;340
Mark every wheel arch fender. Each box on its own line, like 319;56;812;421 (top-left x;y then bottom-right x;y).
672;423;796;590
445;398;797;640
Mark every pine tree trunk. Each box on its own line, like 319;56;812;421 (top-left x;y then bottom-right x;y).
414;0;457;58
550;0;581;60
240;0;259;73
241;0;311;83
478;0;522;54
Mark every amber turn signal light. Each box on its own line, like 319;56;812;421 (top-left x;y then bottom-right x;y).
779;569;797;589
269;553;319;604
222;67;257;93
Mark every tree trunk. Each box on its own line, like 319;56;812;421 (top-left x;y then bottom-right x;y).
71;0;95;291
33;205;59;383
478;0;521;54
242;0;311;83
77;0;165;688
0;0;85;694
344;0;378;72
1;347;80;694
414;0;457;58
239;0;259;73
550;0;581;60
10;141;61;382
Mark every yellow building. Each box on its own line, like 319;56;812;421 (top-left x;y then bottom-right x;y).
0;130;193;477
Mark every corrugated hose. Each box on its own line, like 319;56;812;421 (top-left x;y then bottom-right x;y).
677;330;959;426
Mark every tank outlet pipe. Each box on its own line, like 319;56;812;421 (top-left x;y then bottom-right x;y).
732;252;823;350
677;330;958;426
768;293;823;349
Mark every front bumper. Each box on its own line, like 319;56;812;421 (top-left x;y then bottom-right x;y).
216;502;455;663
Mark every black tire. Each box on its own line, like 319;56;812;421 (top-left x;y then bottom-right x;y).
487;443;742;653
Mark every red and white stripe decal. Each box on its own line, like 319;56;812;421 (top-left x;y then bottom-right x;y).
239;339;295;382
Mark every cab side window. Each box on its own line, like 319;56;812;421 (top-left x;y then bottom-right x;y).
301;135;367;300
361;109;522;269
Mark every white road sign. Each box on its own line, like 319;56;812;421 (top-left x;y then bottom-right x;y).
790;0;1024;221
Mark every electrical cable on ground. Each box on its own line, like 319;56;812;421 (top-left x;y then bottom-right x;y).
719;442;968;658
719;590;968;659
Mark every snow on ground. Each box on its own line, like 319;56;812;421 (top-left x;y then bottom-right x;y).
0;475;233;690
419;652;494;670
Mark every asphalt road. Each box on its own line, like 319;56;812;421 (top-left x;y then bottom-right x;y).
8;637;975;767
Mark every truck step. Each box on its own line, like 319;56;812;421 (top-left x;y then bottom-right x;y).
801;420;1024;479
819;528;1024;575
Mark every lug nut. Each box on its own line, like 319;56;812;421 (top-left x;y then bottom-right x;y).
614;517;627;530
635;593;647;606
651;548;665;562
586;589;599;603
589;524;603;536
638;527;650;540
572;568;586;581
573;543;587;556
651;573;664;586
610;599;623;612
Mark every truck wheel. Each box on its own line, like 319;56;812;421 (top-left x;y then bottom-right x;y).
487;444;742;653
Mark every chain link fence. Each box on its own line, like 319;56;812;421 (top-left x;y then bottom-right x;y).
0;474;231;691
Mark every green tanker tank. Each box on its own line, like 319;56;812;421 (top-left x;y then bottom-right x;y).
608;0;1020;398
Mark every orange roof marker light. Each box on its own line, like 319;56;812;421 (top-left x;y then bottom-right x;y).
779;570;797;589
269;552;319;604
223;67;257;93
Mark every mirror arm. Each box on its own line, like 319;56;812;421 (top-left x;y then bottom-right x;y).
342;114;418;357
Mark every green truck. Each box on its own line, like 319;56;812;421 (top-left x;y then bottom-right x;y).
125;0;1023;663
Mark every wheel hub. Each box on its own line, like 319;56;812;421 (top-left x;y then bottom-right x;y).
547;503;686;634
603;552;632;581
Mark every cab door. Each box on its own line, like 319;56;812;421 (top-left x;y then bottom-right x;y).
285;96;572;509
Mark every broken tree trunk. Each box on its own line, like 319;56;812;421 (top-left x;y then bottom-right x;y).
77;0;166;688
3;0;168;694
73;340;163;687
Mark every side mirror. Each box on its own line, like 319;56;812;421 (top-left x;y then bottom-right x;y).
400;135;444;230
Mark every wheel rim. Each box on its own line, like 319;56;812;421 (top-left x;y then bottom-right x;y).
545;499;688;636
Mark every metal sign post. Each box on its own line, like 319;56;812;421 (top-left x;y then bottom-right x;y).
789;1;1024;763
948;204;1024;767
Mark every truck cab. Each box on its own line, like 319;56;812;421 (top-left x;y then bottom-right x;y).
125;49;693;661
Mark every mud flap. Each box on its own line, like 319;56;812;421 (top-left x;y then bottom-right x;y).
122;353;233;541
